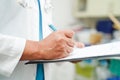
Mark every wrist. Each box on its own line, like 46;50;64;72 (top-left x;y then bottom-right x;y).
21;40;43;60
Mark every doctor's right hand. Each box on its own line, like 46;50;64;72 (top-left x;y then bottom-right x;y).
21;30;75;60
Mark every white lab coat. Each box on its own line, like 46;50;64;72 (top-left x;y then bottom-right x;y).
0;0;54;80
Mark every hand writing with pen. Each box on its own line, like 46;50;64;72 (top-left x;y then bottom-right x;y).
21;25;84;62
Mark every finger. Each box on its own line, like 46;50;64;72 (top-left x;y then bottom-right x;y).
66;46;73;53
75;42;85;48
57;52;69;59
63;30;74;38
57;46;73;59
65;38;75;47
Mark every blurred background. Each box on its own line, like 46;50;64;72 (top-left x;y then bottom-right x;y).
49;0;120;80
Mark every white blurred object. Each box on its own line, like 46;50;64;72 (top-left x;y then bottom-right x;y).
76;29;96;44
76;29;91;44
51;62;75;80
113;30;120;40
96;66;111;80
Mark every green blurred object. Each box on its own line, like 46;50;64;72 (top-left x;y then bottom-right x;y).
75;62;94;78
109;59;120;76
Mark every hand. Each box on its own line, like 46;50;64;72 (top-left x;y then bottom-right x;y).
21;30;75;60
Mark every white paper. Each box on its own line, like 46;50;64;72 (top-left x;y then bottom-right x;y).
26;41;120;64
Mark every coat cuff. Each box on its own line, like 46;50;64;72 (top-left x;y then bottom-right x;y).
0;37;26;77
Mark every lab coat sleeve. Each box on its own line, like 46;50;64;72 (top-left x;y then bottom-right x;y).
0;34;26;77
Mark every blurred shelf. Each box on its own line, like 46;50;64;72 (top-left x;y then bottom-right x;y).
73;0;120;18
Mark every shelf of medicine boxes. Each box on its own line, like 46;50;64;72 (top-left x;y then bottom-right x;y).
72;0;120;18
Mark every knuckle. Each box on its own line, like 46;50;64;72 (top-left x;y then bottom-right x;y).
55;44;66;52
56;37;65;43
59;45;66;50
66;49;71;53
69;30;74;34
67;40;74;47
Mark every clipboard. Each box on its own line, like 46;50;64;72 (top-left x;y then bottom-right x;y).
25;41;120;64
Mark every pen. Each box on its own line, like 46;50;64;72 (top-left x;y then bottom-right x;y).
49;24;57;31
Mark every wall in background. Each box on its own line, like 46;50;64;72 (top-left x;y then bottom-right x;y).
52;0;76;29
